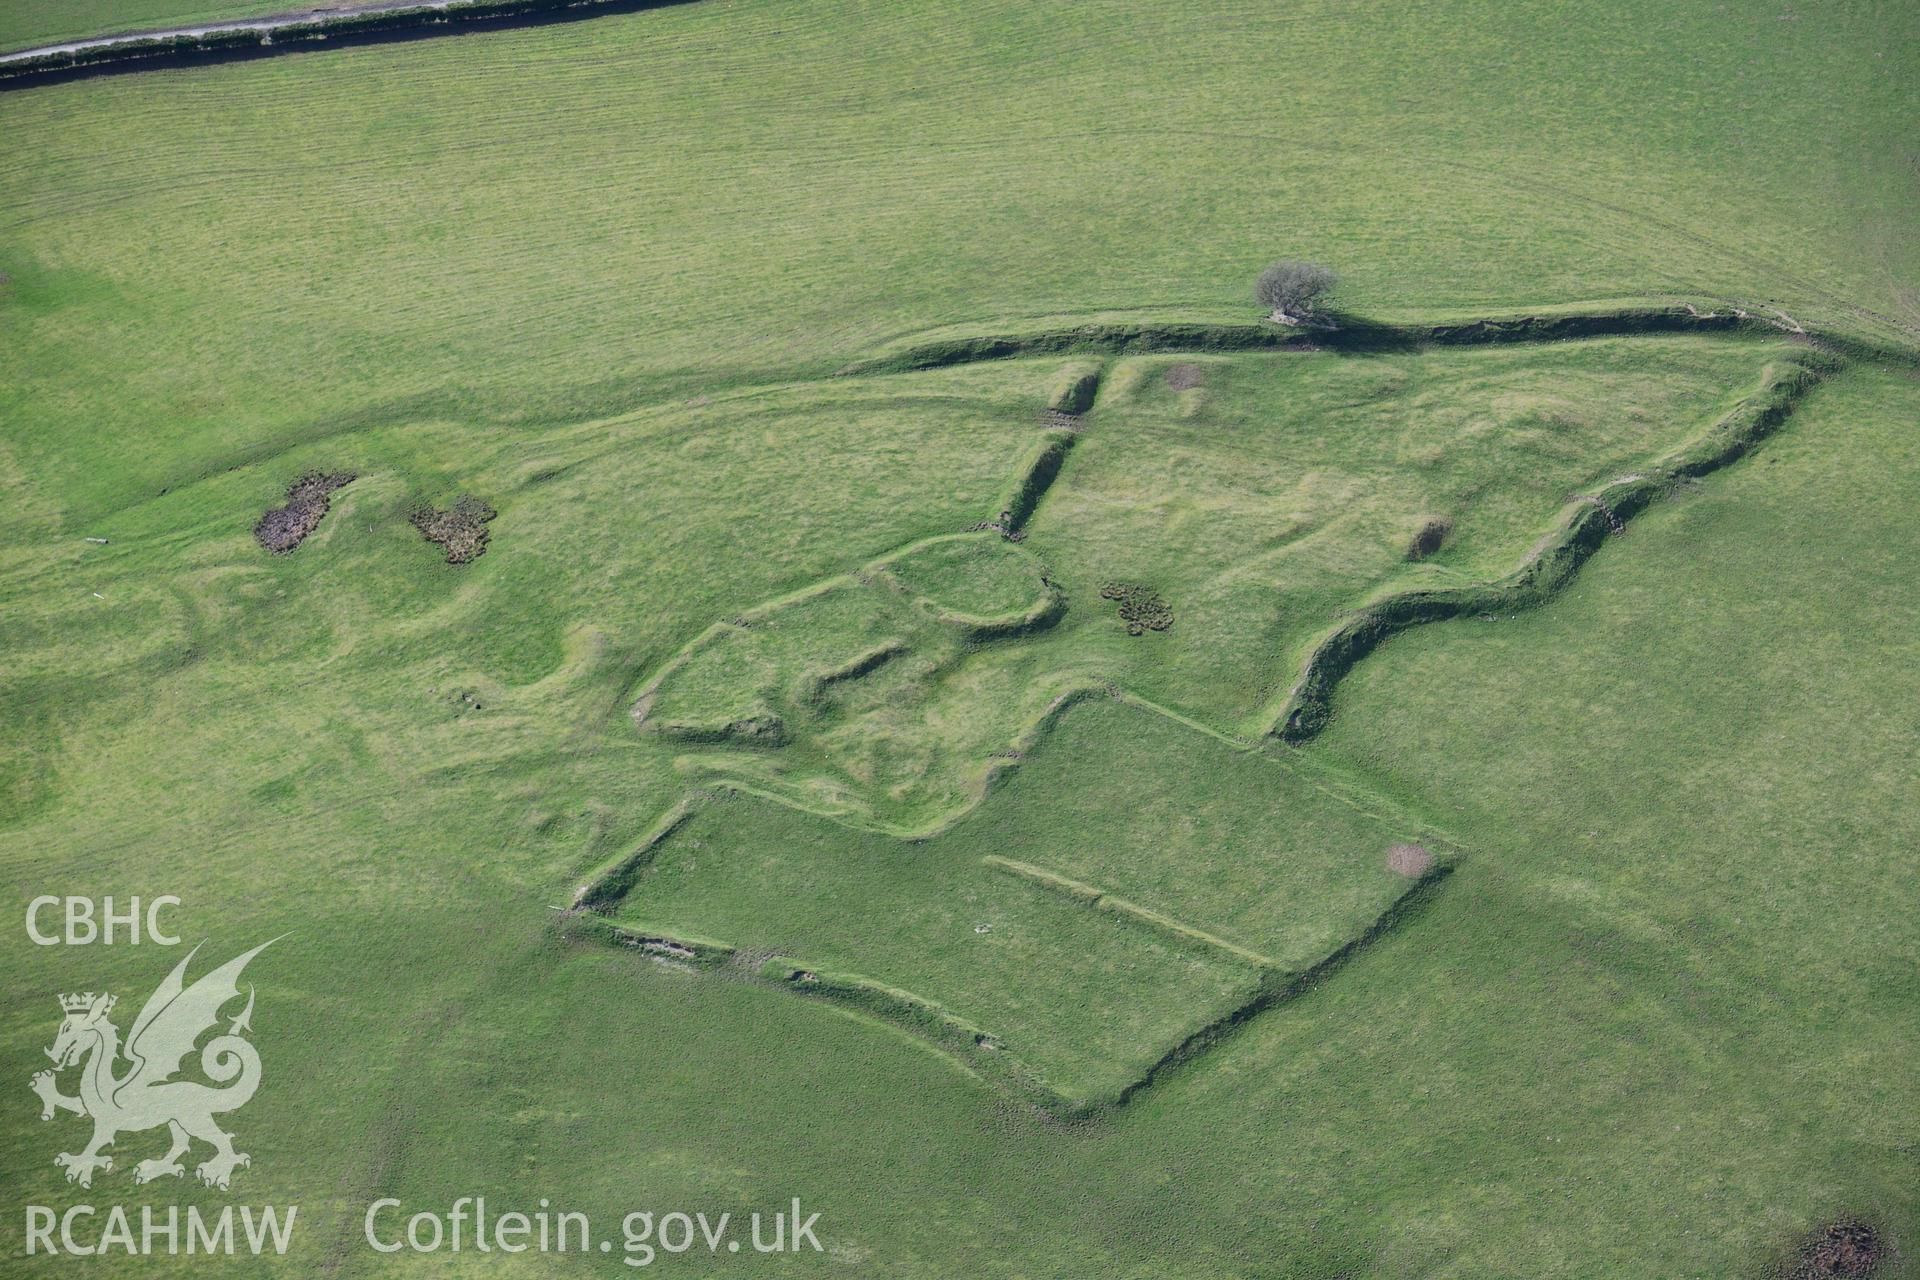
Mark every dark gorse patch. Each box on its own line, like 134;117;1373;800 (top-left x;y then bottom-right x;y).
410;496;497;564
1100;582;1172;636
253;471;355;553
1791;1221;1886;1278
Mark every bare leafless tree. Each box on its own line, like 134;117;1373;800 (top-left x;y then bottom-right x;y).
1255;260;1338;324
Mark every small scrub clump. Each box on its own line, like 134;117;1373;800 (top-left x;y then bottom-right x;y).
410;495;497;564
1100;582;1173;636
254;471;355;553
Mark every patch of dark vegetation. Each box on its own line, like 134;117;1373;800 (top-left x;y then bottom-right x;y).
1163;362;1205;391
1406;516;1452;560
1100;582;1172;636
409;495;497;564
253;471;354;553
1275;354;1832;742
1785;1221;1888;1279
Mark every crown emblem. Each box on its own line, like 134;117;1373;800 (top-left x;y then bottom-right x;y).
59;992;114;1016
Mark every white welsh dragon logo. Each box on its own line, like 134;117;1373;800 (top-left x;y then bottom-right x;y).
31;941;274;1191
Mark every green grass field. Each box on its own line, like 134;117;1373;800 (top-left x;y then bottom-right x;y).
2;0;1916;1275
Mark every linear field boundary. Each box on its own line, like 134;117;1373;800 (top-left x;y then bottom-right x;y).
838;304;1914;375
